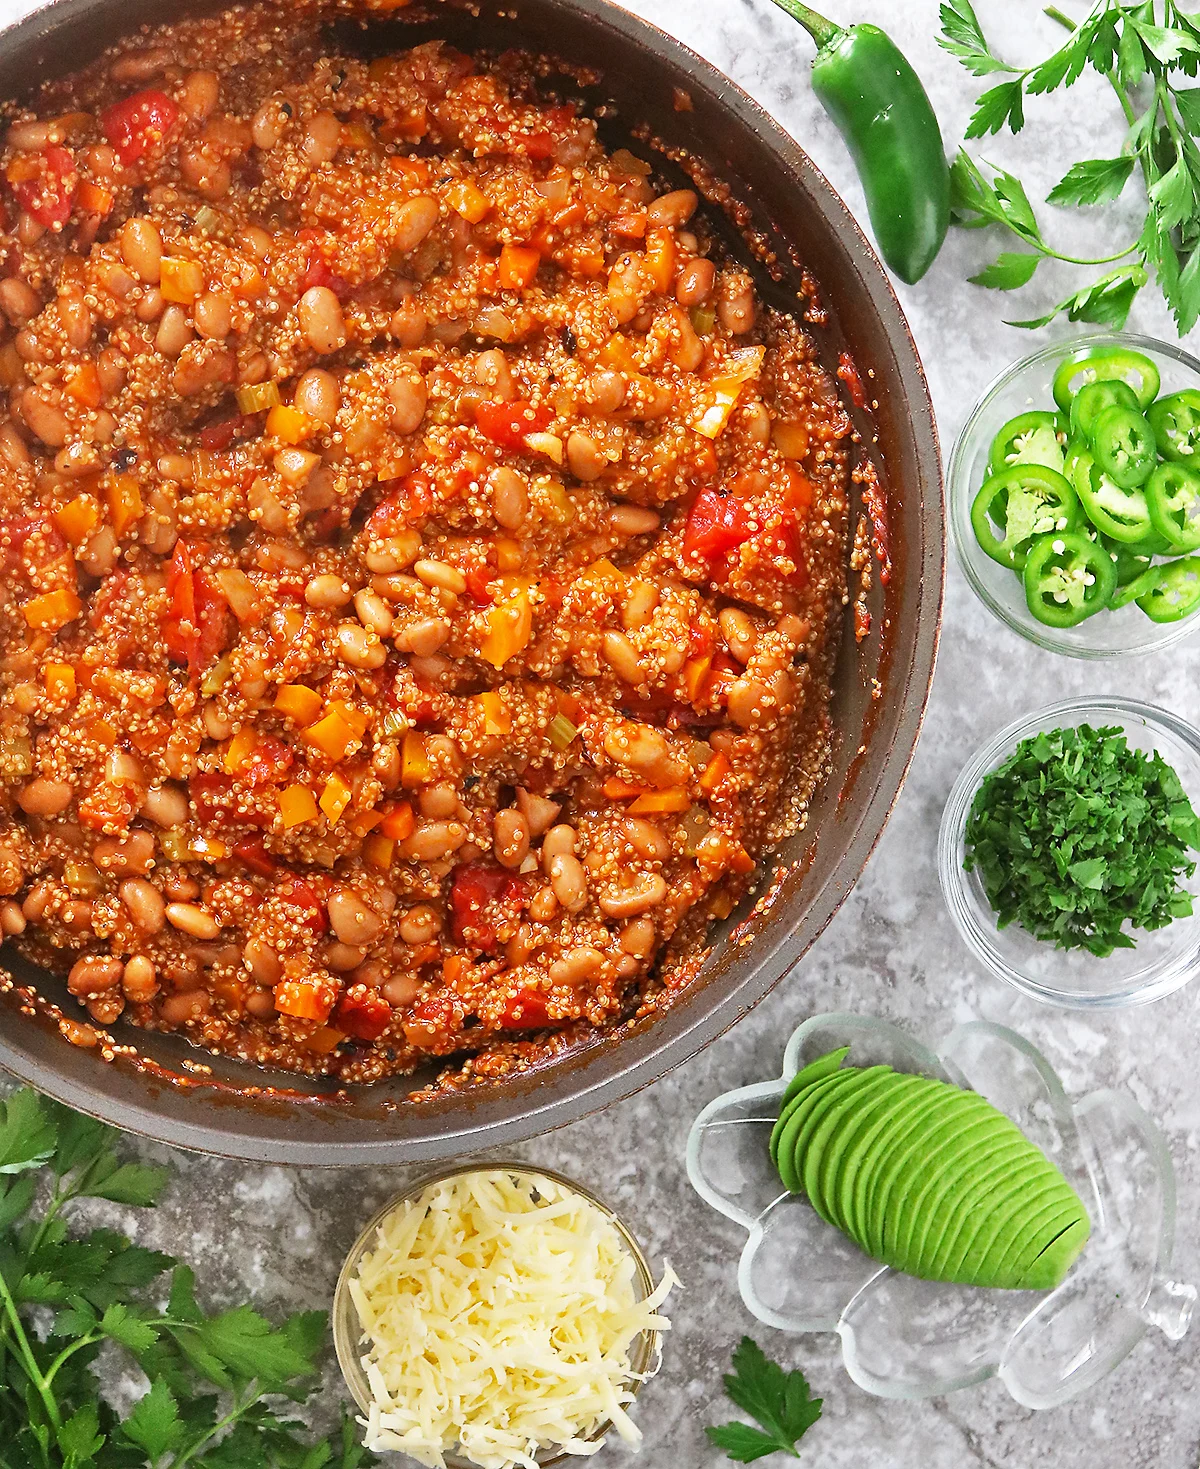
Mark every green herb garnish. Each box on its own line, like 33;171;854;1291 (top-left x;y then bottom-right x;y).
964;723;1200;956
0;1087;373;1469
939;0;1200;334
705;1337;823;1462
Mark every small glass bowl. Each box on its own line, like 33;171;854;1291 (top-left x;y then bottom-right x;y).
938;696;1200;1008
332;1163;661;1469
948;331;1200;659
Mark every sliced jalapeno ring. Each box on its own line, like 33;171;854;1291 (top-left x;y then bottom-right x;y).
1147;389;1200;464
987;410;1065;477
1146;461;1200;554
1069;378;1139;441
970;463;1081;570
1051;347;1161;414
1022;529;1117;627
1070;447;1155;544
1110;563;1164;610
1100;533;1157;590
1091;404;1157;489
1136;556;1200;623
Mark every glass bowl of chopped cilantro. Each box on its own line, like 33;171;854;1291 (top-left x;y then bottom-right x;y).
939;697;1200;1007
949;333;1200;658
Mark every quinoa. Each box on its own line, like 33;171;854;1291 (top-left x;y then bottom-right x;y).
0;5;850;1083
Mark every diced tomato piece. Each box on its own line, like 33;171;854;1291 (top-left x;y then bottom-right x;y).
449;861;531;952
465;565;494;603
302;252;352;299
78;781;137;833
683;490;758;562
474;400;551;451
233;836;277;877
101;89;180;166
162;541;230;678
241;736;294;788
9;145;78;228
366;471;434;537
499;986;556;1030
516;104;577;161
276;875;329;934
199;412;258;452
333;985;392;1041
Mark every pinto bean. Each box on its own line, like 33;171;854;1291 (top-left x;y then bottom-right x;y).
68;954;123;997
493;809;530;869
600;872;667;917
548;852;588;913
327;888;384;946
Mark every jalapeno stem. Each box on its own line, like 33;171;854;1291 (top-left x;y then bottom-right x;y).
767;0;845;49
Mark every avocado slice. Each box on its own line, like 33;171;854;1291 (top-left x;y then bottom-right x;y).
1018;1213;1091;1291
990;1178;1089;1288
842;1075;936;1249
866;1084;979;1261
800;1067;896;1228
775;1071;860;1193
918;1137;1044;1281
950;1181;1070;1288
986;1196;1084;1290
785;1069;882;1208
822;1073;917;1238
770;1047;851;1164
936;1166;1064;1285
883;1099;1004;1271
858;1078;959;1259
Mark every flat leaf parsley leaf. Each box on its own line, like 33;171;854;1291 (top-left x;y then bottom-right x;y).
706;1337;823;1462
0;1087;376;1469
939;0;1200;333
964;723;1200;957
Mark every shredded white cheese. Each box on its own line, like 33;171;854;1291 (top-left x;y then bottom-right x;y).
348;1169;678;1469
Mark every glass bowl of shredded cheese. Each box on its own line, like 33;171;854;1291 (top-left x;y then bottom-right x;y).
332;1166;678;1469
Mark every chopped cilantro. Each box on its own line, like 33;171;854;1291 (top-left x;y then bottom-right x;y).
964;723;1200;957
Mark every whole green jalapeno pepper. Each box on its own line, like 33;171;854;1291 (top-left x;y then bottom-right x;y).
770;1;950;284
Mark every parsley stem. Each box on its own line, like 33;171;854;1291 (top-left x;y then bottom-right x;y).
0;1263;60;1432
41;1331;100;1390
171;1386;264;1469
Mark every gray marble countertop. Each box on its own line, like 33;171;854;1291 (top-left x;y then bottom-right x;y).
3;0;1199;1464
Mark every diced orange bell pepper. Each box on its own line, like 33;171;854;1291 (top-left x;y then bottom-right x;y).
480;590;533;668
160;256;204;304
629;787;691;814
276;684;323;727
498;243;541;290
106;474;143;539
223;727;258;774
303;710;357;763
446;179;491;223
53;495;99;547
379;799;415;839
698;751;731;793
603;776;646;799
401;729;431;786
644;226;676;294
76;180;114;217
683;654;712;704
319;772;352;824
299;1024;345;1053
43;662;76;700
65;361;103;409
25;589;82;632
279;783;319;828
363;833;395;869
273;980;333;1022
329;699;369;736
495;537;522;572
599;334;638;371
474;690;511;736
266;403;319;444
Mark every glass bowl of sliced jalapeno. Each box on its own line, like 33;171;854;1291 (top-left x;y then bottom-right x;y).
939;696;1200;1008
949;333;1200;657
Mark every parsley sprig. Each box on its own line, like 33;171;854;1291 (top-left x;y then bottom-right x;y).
964;724;1200;957
0;1088;372;1469
705;1337;822;1462
940;0;1200;332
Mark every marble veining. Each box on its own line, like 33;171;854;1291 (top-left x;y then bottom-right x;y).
1;1;1198;1463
